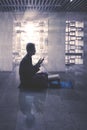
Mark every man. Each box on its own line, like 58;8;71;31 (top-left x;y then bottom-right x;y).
19;43;48;90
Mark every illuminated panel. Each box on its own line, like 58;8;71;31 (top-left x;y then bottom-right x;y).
13;20;48;69
65;21;84;65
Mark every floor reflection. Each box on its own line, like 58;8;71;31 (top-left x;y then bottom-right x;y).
16;88;47;130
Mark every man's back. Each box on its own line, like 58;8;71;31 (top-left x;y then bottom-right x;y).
19;54;33;86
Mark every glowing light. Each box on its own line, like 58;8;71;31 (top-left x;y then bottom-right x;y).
24;23;34;33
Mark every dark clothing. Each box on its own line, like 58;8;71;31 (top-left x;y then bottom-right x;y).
19;54;48;90
19;54;39;85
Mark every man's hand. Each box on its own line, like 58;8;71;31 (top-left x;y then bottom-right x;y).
38;58;44;64
37;58;44;67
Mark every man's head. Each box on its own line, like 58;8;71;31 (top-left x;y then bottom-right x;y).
26;43;36;56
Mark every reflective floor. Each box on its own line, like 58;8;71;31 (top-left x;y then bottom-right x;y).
0;65;87;130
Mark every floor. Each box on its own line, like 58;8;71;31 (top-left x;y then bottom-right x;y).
0;65;87;130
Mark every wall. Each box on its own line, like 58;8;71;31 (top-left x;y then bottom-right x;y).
65;12;87;71
47;12;87;73
11;12;66;73
0;12;86;72
0;12;13;71
47;13;66;72
84;14;87;68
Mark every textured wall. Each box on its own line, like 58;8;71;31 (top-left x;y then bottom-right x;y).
0;12;86;72
0;12;13;71
65;12;87;71
47;13;66;72
84;16;87;67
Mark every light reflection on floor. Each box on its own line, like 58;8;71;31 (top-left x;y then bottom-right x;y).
16;89;47;130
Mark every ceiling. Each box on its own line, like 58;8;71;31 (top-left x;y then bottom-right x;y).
0;0;87;12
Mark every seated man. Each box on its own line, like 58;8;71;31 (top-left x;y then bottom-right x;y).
19;43;48;90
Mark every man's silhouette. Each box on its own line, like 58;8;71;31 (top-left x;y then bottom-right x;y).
19;43;48;90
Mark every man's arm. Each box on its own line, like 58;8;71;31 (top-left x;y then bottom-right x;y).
33;58;44;74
